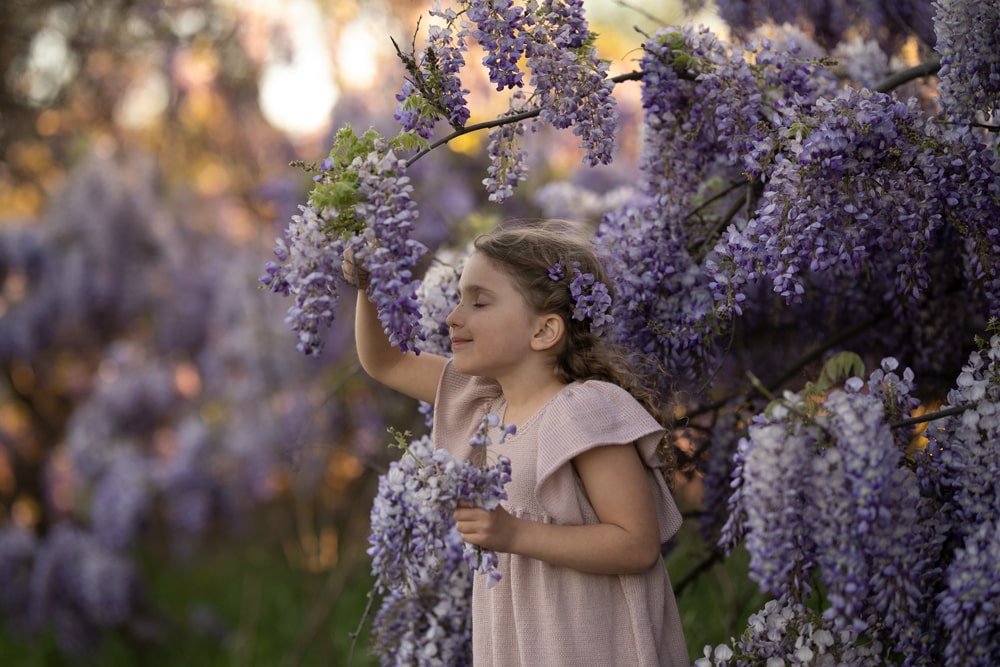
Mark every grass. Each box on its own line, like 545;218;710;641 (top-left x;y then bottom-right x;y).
0;540;378;667
1;525;765;665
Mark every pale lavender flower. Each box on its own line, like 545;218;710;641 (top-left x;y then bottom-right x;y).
483;93;532;203
260;204;340;356
699;598;884;665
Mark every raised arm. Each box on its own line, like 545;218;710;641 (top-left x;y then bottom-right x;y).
346;254;447;404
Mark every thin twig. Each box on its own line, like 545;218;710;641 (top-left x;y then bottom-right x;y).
765;312;888;391
891;403;973;429
936;119;1000;132
874;57;941;93
347;590;377;666
673;550;724;597
611;0;670;26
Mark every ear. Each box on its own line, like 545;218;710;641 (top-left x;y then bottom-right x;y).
530;313;565;352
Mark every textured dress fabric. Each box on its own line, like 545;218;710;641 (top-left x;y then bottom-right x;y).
432;360;689;666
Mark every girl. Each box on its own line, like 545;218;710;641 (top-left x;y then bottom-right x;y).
348;221;687;666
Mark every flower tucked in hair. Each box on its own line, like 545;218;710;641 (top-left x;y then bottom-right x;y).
547;260;566;282
548;260;614;336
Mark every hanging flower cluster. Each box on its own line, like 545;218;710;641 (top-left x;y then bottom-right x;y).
262;128;429;355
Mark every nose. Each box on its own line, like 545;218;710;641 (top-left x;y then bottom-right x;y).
446;303;461;329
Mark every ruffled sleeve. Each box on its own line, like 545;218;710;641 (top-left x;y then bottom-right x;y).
431;359;503;461
535;381;683;544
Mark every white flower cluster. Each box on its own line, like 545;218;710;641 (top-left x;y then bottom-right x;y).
696;599;883;666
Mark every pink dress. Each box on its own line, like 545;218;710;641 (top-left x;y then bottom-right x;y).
432;360;688;666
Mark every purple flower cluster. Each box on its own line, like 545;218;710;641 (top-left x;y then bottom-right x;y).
524;1;618;166
368;428;514;663
265;140;428;356
417;249;464;357
698;406;743;546
371;533;472;666
721;406;819;599
567;264;613;335
916;334;1000;538
393;6;470;138
637;26;733;220
27;525;139;655
866;357;920;450
595;201;717;388
0;526;37;636
349;148;428;353
708;87;1000;324
934;0;1000;121
696;599;884;666
394;81;438;140
89;451;152;551
368;422;512;623
260;205;341;356
483;92;533;203
469;412;517;448
724;361;949;661
546;259;613;334
817;381;944;659
938;517;1000;667
467;0;533;90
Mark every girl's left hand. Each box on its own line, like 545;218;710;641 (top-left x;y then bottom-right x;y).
453;503;517;552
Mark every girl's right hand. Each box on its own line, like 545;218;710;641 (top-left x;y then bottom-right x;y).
342;247;370;289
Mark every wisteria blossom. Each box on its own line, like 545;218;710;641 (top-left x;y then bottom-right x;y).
934;0;1000;120
696;599;884;666
264;135;428;355
368;421;513;665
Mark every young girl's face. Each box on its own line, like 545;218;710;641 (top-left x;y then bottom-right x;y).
446;252;540;379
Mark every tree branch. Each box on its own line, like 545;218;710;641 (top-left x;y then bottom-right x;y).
686;180;748;221
686;311;888;420
874;57;941;94
891;403;973;429
404;69;682;167
692;183;755;263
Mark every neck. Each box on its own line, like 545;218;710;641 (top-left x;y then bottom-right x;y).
495;366;567;425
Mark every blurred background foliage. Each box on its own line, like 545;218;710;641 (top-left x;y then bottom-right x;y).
0;0;768;664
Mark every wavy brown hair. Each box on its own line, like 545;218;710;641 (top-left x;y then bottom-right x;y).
473;220;677;482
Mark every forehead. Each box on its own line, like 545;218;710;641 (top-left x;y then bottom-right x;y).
458;252;517;293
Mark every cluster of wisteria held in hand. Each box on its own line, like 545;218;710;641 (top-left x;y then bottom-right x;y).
719;343;1000;664
368;416;513;666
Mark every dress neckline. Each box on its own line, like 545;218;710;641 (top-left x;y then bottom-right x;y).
490;382;576;443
